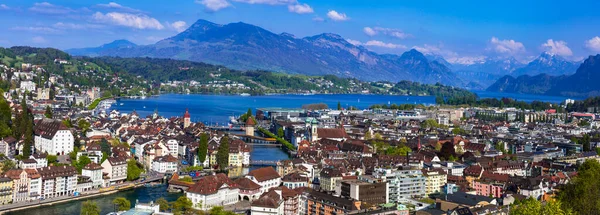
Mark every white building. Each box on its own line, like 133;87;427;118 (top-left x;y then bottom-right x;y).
246;167;281;195
82;163;104;189
19;80;36;92
186;173;240;211
37;166;78;199
374;167;426;203
250;190;284;215
151;155;178;174
34;119;74;156
101;157;128;184
164;139;179;156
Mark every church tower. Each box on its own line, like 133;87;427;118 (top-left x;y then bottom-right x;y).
183;109;191;128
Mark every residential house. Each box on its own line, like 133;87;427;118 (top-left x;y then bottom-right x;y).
247;167;282;195
101;157;128;184
422;168;447;196
319;168;343;192
282;172;308;190
374;167;426;203
304;189;361;215
0;177;12;205
82;163;104;189
251;189;284;215
151;155;178;174
5;169;41;202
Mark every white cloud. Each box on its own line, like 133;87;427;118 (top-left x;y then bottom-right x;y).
231;0;297;5
585;36;600;52
29;2;75;15
31;36;46;43
363;27;377;36
363;26;411;39
312;16;324;22
169;21;187;32
92;12;164;30
196;0;231;12
346;39;405;49
364;40;406;49
288;3;313;14
96;2;142;13
541;39;572;56
447;56;486;65
11;26;61;34
489;37;525;55
0;4;9;10
327;10;349;21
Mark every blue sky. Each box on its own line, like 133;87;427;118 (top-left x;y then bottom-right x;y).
2;0;600;64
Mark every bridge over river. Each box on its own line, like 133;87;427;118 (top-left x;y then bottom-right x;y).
249;160;280;166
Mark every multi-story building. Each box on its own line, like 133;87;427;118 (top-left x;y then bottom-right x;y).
151;155;178;174
246;167;281;195
164;139;179;156
0;137;17;158
229;139;251;167
186;173;239;210
304;189;361;215
82;163;104;189
5;169;41;202
37;166;78;199
101;157;128;184
33;119;74;155
143;142;169;170
374;167;426;203
340;176;388;205
319;168;343;192
0;177;13;205
473;180;504;198
422;168;447;196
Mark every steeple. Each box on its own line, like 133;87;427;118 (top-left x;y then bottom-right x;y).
183;108;191;128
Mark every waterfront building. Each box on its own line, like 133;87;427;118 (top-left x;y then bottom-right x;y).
37;166;78;199
143;141;169;170
82;163;104;189
234;177;262;201
0;177;12;205
246;167;282;195
251;189;284;215
374;167;426;203
101;157;128;184
229;139;251;167
245;117;255;136
186;173;239;211
151;155;178;174
422;168;447;196
5;169;41;202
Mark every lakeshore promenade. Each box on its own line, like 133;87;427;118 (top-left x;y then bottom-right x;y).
0;174;164;214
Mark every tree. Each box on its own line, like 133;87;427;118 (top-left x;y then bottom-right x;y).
337;101;342;110
198;133;209;164
100;138;112;156
22;124;33;157
46;155;58;165
156;197;170;212
510;198;571;215
78;119;91;133
171;196;193;214
364;131;372;140
440;142;456;160
557;159;600;214
384;145;412;156
112;197;131;211
216;136;229;170
80;200;101;215
1;160;15;173
75;155;91;173
101;152;108;163
44;106;53;118
127;158;142;181
277;127;284;138
433;142;442;151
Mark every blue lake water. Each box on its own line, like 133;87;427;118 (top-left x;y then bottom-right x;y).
472;91;580;104
110;94;436;125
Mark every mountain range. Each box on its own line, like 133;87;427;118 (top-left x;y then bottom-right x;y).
67;19;584;90
487;54;600;97
67;19;471;87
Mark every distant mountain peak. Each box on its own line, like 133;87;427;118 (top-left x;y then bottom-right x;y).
280;32;296;38
400;49;427;60
101;39;137;48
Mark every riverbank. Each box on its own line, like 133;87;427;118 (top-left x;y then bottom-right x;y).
0;189;121;214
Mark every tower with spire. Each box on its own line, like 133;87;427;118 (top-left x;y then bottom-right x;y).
183;109;191;128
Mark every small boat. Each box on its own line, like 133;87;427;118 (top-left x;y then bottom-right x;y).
143;106;146;109
120;103;124;106
240;93;251;97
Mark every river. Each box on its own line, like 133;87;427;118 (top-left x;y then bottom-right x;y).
6;185;181;215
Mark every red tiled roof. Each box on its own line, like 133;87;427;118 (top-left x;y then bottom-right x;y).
187;173;237;195
234;177;261;190
248;167;281;182
317;128;349;139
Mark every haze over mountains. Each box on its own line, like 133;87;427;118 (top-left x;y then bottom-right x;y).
67;19;590;93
